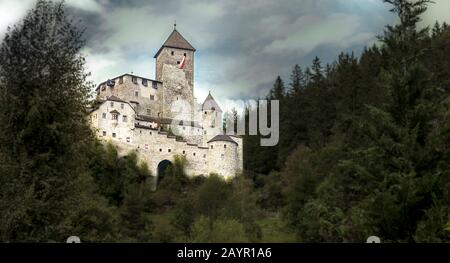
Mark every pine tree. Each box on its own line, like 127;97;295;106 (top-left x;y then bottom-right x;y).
342;0;449;242
0;0;103;242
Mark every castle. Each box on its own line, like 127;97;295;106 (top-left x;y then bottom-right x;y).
88;27;243;183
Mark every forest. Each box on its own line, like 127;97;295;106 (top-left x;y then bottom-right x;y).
0;0;449;242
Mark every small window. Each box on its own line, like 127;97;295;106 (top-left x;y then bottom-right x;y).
119;76;123;84
126;137;130;142
132;77;138;84
211;145;214;149
168;149;171;153
183;127;186;130
112;114;118;120
142;79;148;86
224;144;227;149
102;113;106;119
203;154;206;158
150;95;155;100
122;115;127;122
121;103;124;109
177;61;180;65
150;132;152;135
221;154;225;159
184;53;186;56
102;131;106;136
193;153;196;156
135;91;139;97
145;144;148;150
112;133;116;138
204;111;207;115
159;149;162;152
152;82;157;89
110;102;114;107
183;150;186;154
147;109;151;115
171;51;174;56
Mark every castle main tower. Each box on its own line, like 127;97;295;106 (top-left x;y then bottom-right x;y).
154;26;196;119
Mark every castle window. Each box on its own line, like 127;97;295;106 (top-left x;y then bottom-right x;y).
204;131;207;135
150;95;155;100
193;153;196;156
183;150;186;154
171;51;174;56
221;154;225;160
132;77;138;84
112;113;118;120
168;149;171;153
146;109;151;115
102;131;106;136
210;145;214;149
126;137;130;142
150;132;152;135
177;61;180;65
203;154;206;158
152;82;157;89
159;149;162;152
224;144;227;149
122;115;127;122
119;76;123;84
145;144;148;150
102;113;106;119
121;103;124;109
110;102;114;107
204;111;207;115
135;91;139;97
142;79;148;86
112;133;116;138
184;53;186;56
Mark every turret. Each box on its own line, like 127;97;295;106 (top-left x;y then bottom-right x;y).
202;92;222;141
207;135;239;179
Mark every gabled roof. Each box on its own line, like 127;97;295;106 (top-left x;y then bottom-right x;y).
207;135;238;145
202;92;222;112
154;29;196;58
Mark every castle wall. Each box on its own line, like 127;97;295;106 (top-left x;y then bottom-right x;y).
97;75;162;117
90;100;136;142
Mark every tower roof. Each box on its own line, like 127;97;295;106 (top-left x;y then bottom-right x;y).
202;92;222;112
154;29;196;58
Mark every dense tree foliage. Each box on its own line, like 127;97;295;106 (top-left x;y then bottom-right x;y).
244;0;450;242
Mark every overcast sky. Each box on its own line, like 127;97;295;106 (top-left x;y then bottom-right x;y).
1;0;449;105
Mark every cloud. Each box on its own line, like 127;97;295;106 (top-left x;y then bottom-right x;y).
2;0;418;103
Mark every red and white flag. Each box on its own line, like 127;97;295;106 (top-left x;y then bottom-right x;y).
179;55;186;69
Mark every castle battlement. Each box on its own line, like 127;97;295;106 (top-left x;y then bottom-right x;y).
89;27;243;182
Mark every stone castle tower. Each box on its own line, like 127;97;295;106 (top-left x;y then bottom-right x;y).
89;26;243;182
154;27;196;119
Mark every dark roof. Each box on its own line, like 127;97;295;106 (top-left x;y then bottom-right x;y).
110;110;120;114
96;73;161;91
154;29;196;58
202;92;222;112
107;95;127;103
136;115;202;128
207;135;238;145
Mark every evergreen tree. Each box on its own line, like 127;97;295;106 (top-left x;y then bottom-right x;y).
0;0;106;242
